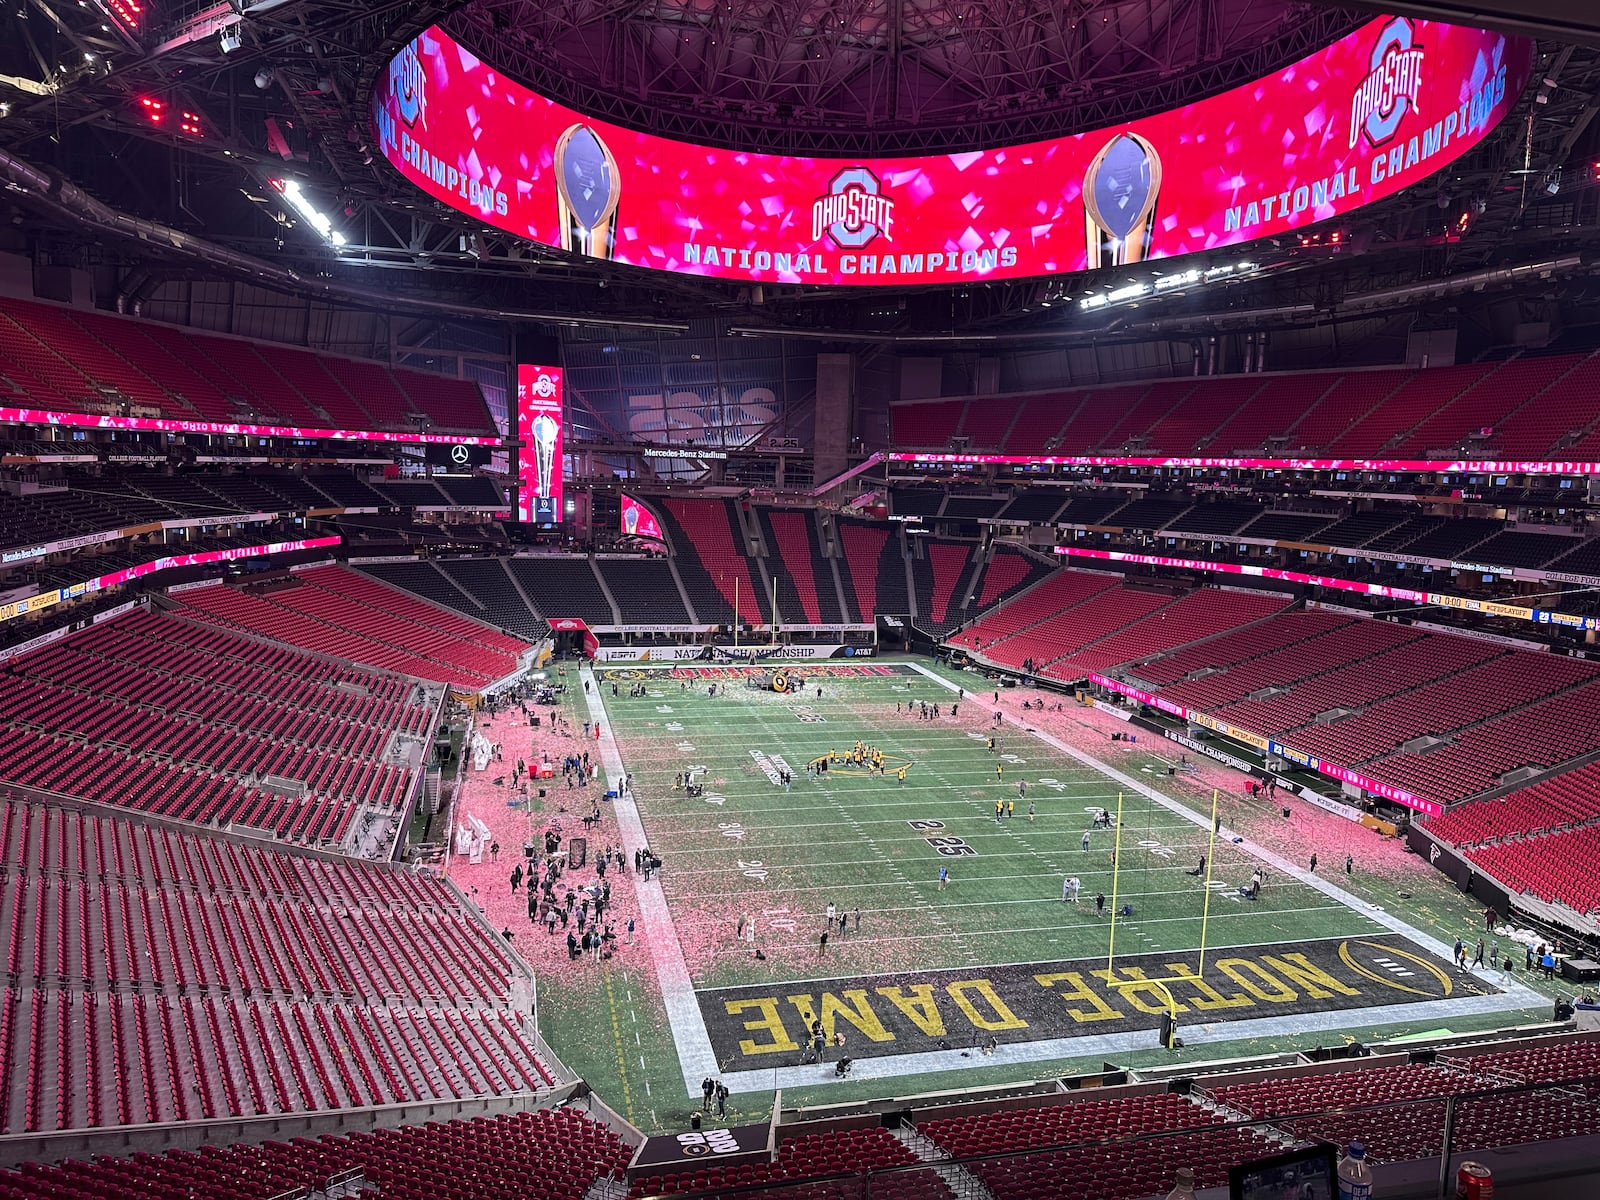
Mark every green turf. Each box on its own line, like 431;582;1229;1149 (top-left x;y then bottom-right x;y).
519;658;1557;1133
613;667;1379;987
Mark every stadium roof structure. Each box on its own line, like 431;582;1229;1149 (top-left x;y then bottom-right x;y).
0;0;1598;341
441;0;1355;156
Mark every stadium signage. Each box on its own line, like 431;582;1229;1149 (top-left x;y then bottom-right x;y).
1162;729;1255;776
0;536;341;627
1054;545;1597;634
0;403;499;446
371;19;1529;287
2;530;122;563
892;452;1600;476
1087;671;1438;815
591;644;863;662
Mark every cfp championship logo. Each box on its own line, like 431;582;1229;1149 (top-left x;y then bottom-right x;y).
812;168;896;248
675;1130;740;1157
391;40;426;130
1351;17;1426;150
1083;132;1162;268
555;123;620;258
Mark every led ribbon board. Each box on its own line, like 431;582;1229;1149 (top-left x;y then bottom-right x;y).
372;17;1531;287
620;494;663;540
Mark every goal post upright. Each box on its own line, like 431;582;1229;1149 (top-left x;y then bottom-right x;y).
1198;787;1220;977
1104;790;1126;970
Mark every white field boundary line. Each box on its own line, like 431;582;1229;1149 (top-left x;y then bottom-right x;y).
903;662;1547;1011
581;665;720;1097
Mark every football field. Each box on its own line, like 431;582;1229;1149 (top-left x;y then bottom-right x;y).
580;660;1537;1098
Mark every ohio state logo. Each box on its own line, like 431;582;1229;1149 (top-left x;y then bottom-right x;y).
811;168;895;248
528;372;556;399
392;40;426;129
1350;17;1425;150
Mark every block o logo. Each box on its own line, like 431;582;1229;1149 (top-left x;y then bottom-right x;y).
392;41;427;130
1350;17;1426;150
811;168;896;248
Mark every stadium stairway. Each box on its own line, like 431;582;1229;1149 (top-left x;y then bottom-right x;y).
656;498;770;625
890;1121;996;1200
1027;586;1177;677
836;518;909;623
592;557;694;625
504;557;618;627
947;567;1119;661
436;559;547;641
757;508;845;625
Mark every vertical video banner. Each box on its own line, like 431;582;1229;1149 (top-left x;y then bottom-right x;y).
619;493;664;540
517;364;564;523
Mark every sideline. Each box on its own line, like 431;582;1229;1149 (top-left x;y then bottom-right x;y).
580;665;720;1097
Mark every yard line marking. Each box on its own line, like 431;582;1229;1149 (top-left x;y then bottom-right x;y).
680;903;1356;949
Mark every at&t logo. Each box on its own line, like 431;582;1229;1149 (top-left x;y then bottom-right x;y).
811;168;895;248
391;40;427;129
1350;17;1426;149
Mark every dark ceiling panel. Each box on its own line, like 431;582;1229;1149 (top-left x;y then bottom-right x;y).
1317;1;1600;46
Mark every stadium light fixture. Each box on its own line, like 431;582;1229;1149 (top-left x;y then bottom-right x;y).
269;177;348;247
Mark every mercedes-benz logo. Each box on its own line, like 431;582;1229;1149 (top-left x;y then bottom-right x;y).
450;444;469;465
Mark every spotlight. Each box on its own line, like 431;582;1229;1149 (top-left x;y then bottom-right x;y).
219;25;242;53
253;68;272;89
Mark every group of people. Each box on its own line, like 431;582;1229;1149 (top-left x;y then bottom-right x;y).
816;901;863;954
636;846;664;880
1059;876;1121;915
509;835;634;961
699;1077;731;1117
898;699;954;720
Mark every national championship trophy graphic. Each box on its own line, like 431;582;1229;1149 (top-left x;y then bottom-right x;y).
1083;132;1163;269
623;503;640;536
529;412;559;503
554;123;621;258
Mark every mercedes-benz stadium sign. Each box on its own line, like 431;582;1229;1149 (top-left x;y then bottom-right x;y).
372;17;1531;287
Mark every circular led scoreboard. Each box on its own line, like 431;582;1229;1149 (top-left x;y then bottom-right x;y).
372;17;1531;287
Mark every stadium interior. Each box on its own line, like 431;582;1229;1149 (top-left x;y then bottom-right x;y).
3;0;1600;1198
